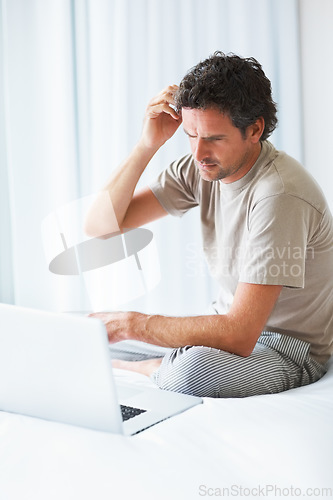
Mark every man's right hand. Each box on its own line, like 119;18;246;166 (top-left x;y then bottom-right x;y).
139;85;182;151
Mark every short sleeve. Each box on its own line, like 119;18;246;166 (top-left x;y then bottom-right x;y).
149;154;199;217
239;194;314;288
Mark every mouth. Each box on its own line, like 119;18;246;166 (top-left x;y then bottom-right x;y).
198;162;217;170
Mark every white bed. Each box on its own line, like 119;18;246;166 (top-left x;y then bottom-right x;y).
0;356;332;500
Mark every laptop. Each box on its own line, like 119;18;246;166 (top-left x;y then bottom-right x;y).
0;303;202;435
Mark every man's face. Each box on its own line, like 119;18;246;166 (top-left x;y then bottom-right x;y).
181;107;261;183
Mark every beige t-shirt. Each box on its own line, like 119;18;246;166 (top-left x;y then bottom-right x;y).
149;141;333;364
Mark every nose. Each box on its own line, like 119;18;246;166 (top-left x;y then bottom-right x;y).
193;138;211;163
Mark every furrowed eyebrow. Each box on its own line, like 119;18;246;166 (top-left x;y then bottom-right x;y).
183;129;195;137
183;129;227;140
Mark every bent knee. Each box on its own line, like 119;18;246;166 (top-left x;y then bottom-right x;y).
153;346;224;397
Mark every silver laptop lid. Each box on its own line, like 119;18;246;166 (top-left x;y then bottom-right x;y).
0;303;123;434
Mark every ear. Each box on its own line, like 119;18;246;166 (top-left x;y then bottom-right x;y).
248;117;265;143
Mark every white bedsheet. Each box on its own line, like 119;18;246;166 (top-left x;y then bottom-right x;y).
1;358;332;500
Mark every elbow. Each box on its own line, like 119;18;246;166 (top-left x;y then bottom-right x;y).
214;338;255;358
226;339;255;357
83;213;121;240
235;345;254;358
220;317;258;358
232;331;259;357
83;217;103;239
83;219;96;239
83;191;122;239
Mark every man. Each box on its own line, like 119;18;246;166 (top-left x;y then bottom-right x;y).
85;52;333;398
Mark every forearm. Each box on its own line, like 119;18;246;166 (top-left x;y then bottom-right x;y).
91;284;282;358
120;311;254;358
84;142;157;237
85;85;181;238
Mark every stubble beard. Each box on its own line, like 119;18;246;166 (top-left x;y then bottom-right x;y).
194;148;253;183
195;160;238;182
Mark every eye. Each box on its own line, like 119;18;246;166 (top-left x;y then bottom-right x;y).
208;137;224;142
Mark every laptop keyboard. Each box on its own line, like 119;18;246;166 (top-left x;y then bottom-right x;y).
120;404;147;421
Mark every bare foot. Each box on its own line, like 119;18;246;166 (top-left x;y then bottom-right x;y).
112;358;163;377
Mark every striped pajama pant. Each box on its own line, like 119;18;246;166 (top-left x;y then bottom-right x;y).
110;332;327;398
151;332;327;398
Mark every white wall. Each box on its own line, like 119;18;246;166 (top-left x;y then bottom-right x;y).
299;0;333;210
1;0;332;314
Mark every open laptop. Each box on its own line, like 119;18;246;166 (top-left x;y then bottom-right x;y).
0;303;202;435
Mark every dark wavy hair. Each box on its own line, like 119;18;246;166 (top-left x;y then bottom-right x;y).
175;51;278;141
